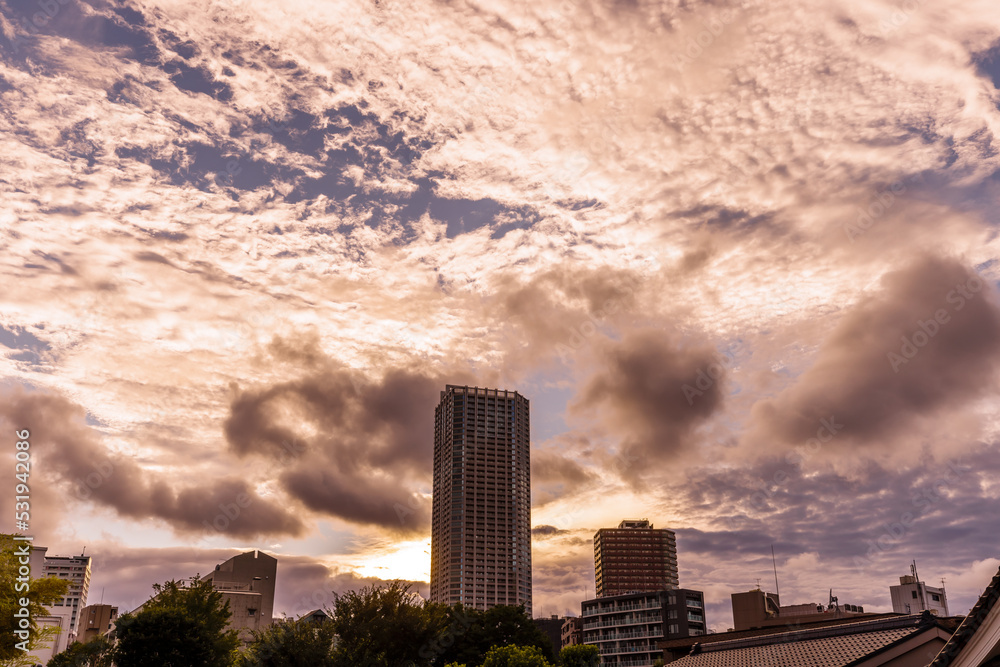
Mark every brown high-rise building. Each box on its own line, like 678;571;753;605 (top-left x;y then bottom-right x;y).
429;385;531;614
594;519;678;597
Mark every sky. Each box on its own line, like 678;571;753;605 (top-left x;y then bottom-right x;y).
2;0;1000;633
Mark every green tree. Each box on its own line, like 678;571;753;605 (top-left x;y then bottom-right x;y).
434;605;555;667
0;534;70;666
330;581;449;667
237;616;337;667
46;636;113;667
558;644;599;667
114;577;239;667
481;645;553;667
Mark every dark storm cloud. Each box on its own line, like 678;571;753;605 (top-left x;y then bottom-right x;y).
280;467;428;530
225;342;470;532
572;330;726;473
0;387;305;538
750;255;1000;449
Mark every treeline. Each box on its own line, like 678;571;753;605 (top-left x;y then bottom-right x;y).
39;579;600;667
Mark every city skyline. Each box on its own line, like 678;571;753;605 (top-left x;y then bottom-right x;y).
2;0;1000;635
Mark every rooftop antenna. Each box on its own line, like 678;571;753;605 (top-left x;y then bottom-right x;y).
100;587;105;604
771;544;780;598
755;578;762;590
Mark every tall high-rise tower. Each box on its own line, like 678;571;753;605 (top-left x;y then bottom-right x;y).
430;385;531;614
594;519;678;597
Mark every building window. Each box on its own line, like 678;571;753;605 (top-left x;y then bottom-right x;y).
912;591;918;599
247;608;257;617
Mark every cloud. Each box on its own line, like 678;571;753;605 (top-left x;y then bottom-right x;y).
749;255;1000;454
225;344;471;532
532;449;597;488
571;329;728;475
0;387;305;539
531;525;567;538
4;0;1000;627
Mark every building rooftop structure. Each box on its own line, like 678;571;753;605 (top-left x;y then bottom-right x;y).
731;588;874;631
891;561;950;616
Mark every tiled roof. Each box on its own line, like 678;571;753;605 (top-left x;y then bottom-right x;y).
928;566;1000;666
668;616;933;667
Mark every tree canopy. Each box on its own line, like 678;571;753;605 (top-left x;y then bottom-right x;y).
329;581;449;667
237;615;337;667
45;636;113;667
113;577;239;667
481;645;553;667
557;644;599;667
433;604;556;667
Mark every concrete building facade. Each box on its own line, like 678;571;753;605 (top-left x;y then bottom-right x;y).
202;550;277;644
595;519;678;598
41;550;92;644
430;385;532;614
890;566;949;616
731;589;780;630
77;604;118;643
562;616;584;648
731;589;870;631
21;546;91;660
583;589;707;666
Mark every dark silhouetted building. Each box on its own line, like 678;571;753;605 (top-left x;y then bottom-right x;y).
534;615;564;655
595;519;678;597
429;385;532;613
